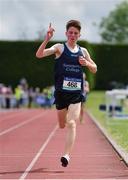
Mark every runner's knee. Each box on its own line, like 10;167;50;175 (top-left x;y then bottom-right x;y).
67;120;76;128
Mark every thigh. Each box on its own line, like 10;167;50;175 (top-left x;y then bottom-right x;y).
67;102;81;121
54;91;69;110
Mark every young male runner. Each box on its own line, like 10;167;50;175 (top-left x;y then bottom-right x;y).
36;20;97;167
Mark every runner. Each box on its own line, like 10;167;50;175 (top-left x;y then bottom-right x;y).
36;20;97;167
80;72;90;123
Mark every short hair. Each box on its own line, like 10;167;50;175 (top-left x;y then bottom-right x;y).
66;20;81;31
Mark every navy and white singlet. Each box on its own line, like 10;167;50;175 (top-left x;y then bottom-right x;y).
54;43;85;110
54;43;84;93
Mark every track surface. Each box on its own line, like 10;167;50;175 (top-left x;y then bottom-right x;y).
0;108;128;180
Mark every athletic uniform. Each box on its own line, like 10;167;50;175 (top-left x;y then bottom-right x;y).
54;43;85;110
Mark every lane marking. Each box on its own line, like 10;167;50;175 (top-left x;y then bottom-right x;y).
43;179;117;180
0;179;118;180
19;124;58;180
0;111;47;136
0;110;31;123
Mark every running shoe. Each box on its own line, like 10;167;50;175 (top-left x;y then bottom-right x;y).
60;154;70;167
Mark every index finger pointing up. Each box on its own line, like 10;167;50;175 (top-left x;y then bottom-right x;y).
49;23;51;28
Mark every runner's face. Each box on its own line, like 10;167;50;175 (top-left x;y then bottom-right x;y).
66;27;80;43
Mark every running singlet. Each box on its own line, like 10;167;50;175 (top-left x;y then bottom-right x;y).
54;43;84;93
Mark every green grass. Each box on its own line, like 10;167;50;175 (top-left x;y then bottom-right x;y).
86;91;128;152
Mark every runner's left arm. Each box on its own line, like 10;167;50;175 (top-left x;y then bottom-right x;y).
79;48;97;73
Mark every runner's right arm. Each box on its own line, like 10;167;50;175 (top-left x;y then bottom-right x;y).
36;23;57;58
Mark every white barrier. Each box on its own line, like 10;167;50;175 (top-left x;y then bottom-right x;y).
105;89;128;118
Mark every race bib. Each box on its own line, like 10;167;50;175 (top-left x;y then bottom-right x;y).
63;77;81;91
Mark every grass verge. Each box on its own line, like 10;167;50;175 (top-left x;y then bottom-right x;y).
86;91;128;152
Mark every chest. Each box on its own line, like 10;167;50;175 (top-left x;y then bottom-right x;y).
61;49;82;66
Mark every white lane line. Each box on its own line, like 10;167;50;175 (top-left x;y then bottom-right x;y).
19;124;58;180
0;110;30;123
43;179;117;180
0;111;47;136
3;179;118;180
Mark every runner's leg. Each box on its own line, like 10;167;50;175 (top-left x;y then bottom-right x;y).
57;108;67;128
64;102;81;155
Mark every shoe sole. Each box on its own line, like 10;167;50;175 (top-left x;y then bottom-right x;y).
61;157;68;167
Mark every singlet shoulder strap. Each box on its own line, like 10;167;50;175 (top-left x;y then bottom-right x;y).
78;46;85;57
63;43;69;52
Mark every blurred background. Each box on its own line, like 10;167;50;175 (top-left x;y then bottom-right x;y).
0;0;126;42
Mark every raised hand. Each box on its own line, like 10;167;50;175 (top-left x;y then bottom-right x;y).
45;23;55;41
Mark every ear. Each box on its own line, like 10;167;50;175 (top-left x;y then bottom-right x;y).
65;31;68;37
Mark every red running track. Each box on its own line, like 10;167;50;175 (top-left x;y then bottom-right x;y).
0;108;128;180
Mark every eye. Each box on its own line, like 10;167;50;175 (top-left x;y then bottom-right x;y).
74;32;78;35
68;31;79;35
69;31;73;35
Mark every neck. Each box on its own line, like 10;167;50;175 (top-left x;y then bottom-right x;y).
66;41;76;49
